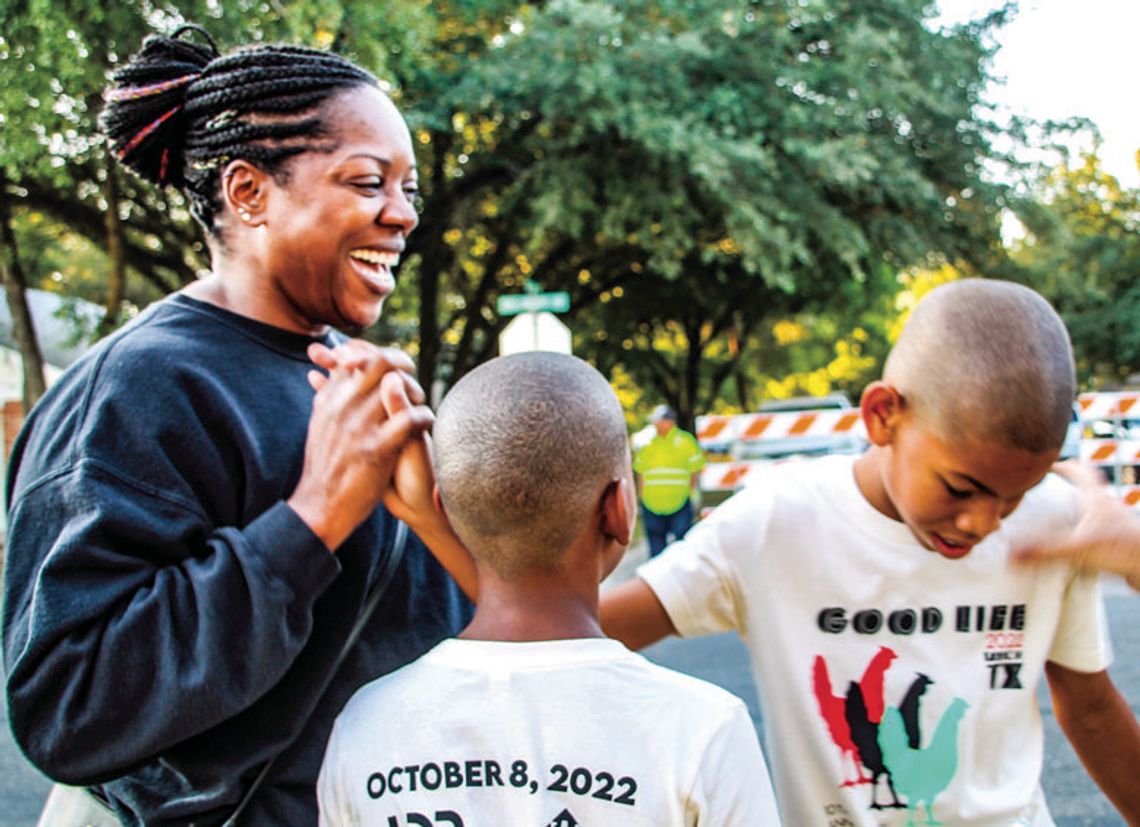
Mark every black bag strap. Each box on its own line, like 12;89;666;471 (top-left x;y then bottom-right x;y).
221;520;410;827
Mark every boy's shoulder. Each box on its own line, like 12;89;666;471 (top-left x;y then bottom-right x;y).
623;647;751;711
714;453;859;519
1002;471;1080;539
336;637;749;726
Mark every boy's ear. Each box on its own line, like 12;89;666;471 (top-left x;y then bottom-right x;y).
431;484;463;537
432;484;447;520
221;159;269;226
601;478;634;547
860;381;904;447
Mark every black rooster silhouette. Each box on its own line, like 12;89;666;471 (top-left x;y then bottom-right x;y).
846;681;905;810
899;673;933;749
812;646;897;786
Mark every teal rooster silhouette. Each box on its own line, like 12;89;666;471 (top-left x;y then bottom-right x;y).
878;694;969;826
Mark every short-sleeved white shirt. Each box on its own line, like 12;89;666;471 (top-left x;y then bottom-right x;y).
319;637;781;826
639;455;1111;826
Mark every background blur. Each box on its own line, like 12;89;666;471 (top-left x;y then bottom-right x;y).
1;0;1137;438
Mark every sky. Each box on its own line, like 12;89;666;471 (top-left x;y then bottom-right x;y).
934;0;1140;188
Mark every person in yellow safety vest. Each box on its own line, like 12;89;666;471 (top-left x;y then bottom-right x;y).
633;405;707;558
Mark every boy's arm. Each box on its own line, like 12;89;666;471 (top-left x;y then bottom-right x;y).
1045;662;1140;824
600;578;678;650
695;703;782;825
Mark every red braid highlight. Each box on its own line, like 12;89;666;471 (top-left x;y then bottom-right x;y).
106;73;200;102
116;106;182;160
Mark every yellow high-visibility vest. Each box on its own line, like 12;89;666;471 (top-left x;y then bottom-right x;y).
633;429;706;515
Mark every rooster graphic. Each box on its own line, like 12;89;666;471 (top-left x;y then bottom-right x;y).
812;650;969;820
811;646;897;789
879;692;969;827
898;673;933;749
846;679;904;810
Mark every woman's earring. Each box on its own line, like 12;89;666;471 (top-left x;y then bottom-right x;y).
237;208;252;222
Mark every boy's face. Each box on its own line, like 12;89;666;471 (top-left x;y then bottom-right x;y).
879;414;1057;559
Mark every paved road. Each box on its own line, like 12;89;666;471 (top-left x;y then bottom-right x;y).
0;554;1135;825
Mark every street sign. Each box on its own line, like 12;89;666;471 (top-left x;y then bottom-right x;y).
496;291;570;316
499;311;572;355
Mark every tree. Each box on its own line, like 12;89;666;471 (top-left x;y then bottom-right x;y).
0;169;46;407
367;0;1014;423
1012;146;1140;387
0;0;407;402
0;2;207;409
2;0;1018;424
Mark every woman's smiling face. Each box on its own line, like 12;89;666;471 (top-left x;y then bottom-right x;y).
257;84;420;335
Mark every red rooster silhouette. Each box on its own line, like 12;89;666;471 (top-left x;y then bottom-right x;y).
812;646;898;787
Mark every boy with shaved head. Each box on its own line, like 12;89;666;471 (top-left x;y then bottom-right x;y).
603;279;1140;825
318;352;780;825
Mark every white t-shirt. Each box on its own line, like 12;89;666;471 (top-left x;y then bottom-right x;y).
639;455;1112;827
318;637;780;826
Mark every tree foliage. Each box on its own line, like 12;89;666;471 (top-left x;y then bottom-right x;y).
373;0;1014;424
1;0;1031;423
1012;146;1140;388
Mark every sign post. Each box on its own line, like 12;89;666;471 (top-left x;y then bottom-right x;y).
496;281;572;355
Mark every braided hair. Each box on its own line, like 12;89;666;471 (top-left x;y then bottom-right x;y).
100;24;380;232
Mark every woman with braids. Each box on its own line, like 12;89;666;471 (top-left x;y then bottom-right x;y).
2;25;472;826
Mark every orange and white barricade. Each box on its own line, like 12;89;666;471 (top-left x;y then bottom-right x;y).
696;460;777;519
699;461;760;493
696;408;866;451
1077;391;1140;422
1076;391;1140;510
695;407;868;518
1079;439;1140;467
695;414;742;450
731;409;864;444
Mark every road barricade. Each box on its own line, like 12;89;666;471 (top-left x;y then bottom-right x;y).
695;406;867;515
695;391;1140;513
1076;391;1140;510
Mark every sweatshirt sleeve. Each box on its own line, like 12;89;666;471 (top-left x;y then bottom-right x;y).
2;459;340;785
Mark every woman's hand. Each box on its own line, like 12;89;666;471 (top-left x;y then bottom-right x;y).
288;341;432;552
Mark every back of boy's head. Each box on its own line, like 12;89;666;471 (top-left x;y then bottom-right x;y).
433;352;630;579
883;279;1075;453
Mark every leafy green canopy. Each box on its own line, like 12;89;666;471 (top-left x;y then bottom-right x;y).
1012;146;1140;388
2;0;1016;422
381;0;1011;419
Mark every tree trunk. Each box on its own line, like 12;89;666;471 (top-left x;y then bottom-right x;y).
733;370;749;411
414;129;455;397
0;173;47;410
451;221;516;385
680;316;703;432
98;159;126;338
416;233;445;398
